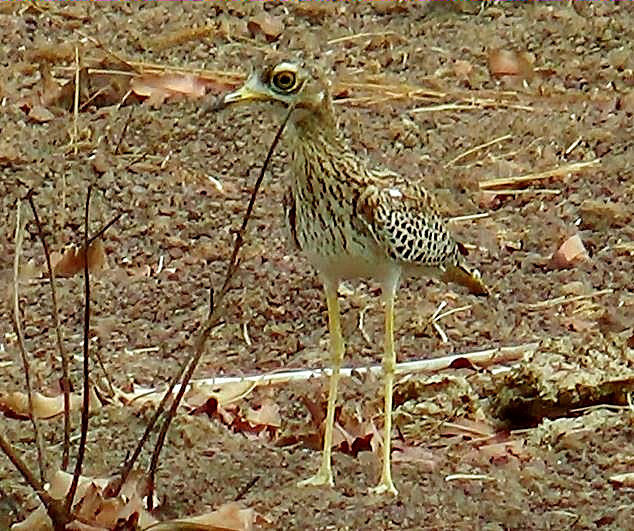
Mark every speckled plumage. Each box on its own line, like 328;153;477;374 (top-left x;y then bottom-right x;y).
224;60;487;496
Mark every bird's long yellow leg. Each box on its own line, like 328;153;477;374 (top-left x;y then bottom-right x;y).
369;284;398;496
297;282;343;488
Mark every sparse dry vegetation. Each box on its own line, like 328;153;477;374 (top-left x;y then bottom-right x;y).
1;2;633;529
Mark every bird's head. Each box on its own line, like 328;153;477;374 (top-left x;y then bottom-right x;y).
223;60;335;129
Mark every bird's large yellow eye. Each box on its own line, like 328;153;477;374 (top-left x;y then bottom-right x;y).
272;70;297;92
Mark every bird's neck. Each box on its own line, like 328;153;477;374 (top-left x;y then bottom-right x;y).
286;105;359;180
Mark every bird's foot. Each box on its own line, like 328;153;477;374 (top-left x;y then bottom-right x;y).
369;479;398;496
297;468;334;488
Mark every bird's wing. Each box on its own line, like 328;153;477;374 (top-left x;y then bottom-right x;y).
356;178;458;266
357;177;488;295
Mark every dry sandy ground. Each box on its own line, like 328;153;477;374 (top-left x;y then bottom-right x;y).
1;2;633;529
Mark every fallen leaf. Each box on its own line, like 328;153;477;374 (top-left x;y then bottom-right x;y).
28;105;55;123
129;72;235;107
247;13;284;42
13;470;156;531
245;399;281;428
52;240;107;278
609;472;634;487
488;49;534;80
185;381;256;409
453;59;473;79
130;73;207;106
391;442;438;471
0;387;101;420
151;502;254;531
550;234;589;269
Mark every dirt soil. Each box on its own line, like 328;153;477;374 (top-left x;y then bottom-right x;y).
1;2;633;530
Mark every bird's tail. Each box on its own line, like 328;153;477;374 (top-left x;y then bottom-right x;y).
441;263;489;296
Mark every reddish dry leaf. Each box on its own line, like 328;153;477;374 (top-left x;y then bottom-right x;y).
550;234;589;269
562;316;596;332
129;72;236;107
609;472;634;487
14;470;156;531
488;49;534;80
154;502;254;531
439;418;496;439
245;398;281;428
619;90;634;113
247;13;284;42
184;381;256;409
0;140;23;165
453;59;474;79
131;73;207;106
391;442;438;472
478;439;527;463
332;409;375;456
0;387;101;420
28;105;55;123
52;240;107;278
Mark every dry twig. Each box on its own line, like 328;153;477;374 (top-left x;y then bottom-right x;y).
479;159;600;190
144;104;296;508
11;199;46;483
65;186;93;513
26;191;72;471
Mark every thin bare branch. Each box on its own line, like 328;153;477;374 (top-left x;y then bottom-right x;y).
146;104;296;508
12;199;46;483
65;186;93;513
86;211;123;247
26;190;72;471
0;431;71;529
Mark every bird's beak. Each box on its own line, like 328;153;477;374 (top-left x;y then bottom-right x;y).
223;74;268;105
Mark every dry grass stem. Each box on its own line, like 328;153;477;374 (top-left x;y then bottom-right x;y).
327;30;399;45
26;191;72;471
525;288;614;310
137;342;538;398
446;134;513;166
12;199;46;483
479;159;600;190
482;188;561;195
72;46;80;157
445;474;495;482
358;304;373;345
448;212;490;223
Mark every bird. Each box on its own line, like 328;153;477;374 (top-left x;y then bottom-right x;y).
222;59;488;496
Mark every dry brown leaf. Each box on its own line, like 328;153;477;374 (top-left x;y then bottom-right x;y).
332;409;374;456
391;442;438;471
0;140;23;165
129;72;234;107
52;240;107;278
550;234;589;269
13;470;156;531
0;387;101;420
488;49;534;80
152;502;254;531
130;73;208;106
28;105;55;123
608;472;634;487
247;13;284;42
439;418;495;439
244;399;281;428
562;316;596;332
453;59;474;79
185;381;256;409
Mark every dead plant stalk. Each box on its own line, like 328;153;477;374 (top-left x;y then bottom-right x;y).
144;104;296;508
11;199;46;483
26;190;72;471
